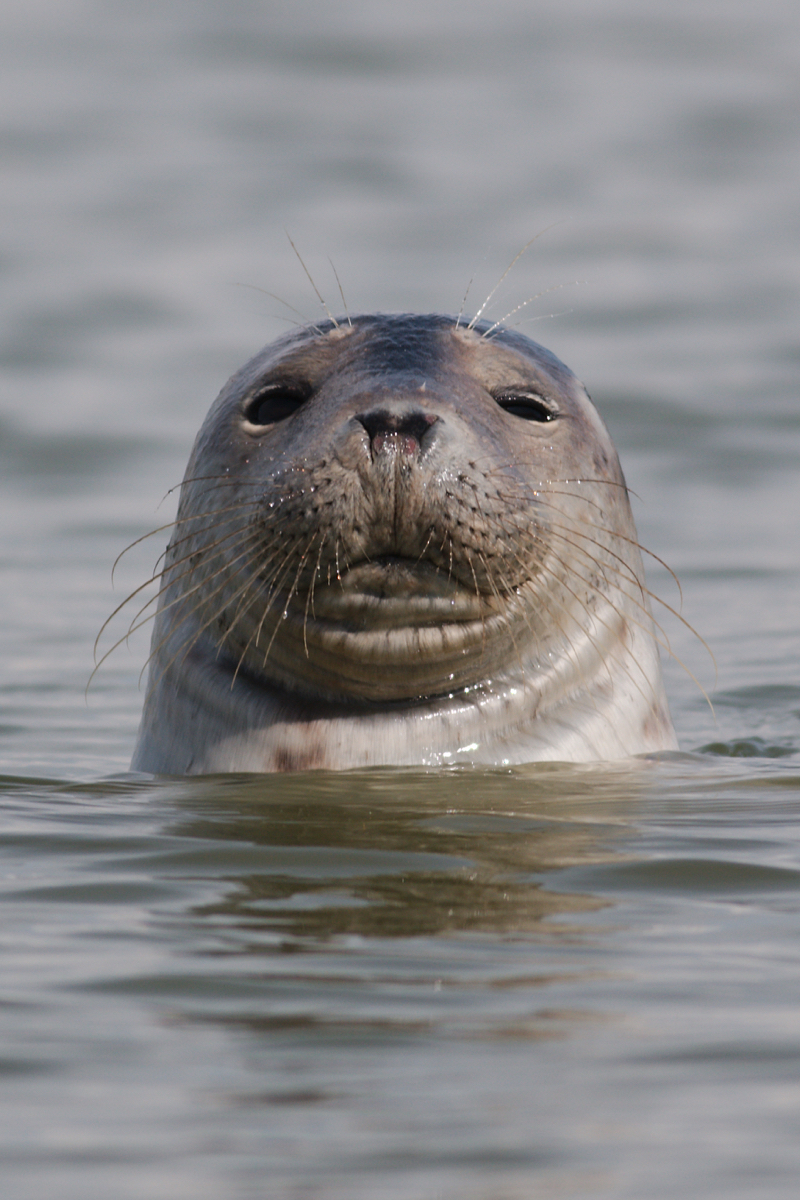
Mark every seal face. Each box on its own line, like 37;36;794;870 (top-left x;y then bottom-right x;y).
131;313;677;773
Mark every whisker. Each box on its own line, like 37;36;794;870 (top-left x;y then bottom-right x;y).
286;232;339;329
476;551;524;662
328;258;352;327
232;282;321;333
230;530;321;686
121;523;264;677
481;282;584;339
500;306;574;335
143;528;276;693
467;224;563;330
304;532;330;651
454;275;474;330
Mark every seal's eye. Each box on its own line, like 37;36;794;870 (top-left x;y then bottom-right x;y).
494;391;555;422
245;383;312;426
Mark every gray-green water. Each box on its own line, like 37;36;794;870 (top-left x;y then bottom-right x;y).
1;2;799;1196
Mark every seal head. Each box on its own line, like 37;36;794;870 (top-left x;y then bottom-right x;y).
131;313;677;772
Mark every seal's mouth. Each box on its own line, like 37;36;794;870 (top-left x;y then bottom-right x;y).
293;557;494;629
265;567;524;705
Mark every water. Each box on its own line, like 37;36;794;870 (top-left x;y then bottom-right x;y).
1;1;799;1196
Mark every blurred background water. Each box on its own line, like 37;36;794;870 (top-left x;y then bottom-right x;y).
1;1;799;1197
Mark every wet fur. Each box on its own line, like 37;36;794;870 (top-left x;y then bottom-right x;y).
124;313;677;773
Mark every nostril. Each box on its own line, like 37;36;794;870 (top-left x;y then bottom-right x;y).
356;409;439;455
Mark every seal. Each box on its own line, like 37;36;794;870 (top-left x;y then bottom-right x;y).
130;313;678;773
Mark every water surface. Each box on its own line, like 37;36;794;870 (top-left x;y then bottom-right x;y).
1;2;799;1196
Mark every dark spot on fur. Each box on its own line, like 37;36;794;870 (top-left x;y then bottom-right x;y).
593;449;610;476
642;701;672;742
273;740;327;772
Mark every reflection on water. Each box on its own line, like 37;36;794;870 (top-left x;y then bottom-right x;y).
2;760;800;1198
170;767;640;942
145;766;652;1068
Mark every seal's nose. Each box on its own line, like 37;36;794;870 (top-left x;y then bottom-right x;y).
355;408;439;457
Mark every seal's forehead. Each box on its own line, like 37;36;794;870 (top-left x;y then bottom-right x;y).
266;313;453;371
255;312;577;393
